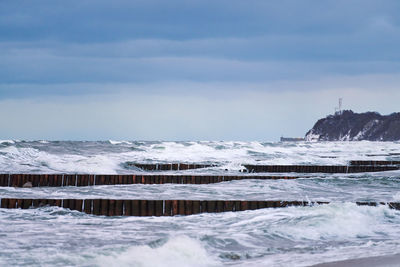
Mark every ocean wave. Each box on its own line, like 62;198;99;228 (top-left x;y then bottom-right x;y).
269;203;398;241
1;202;400;266
108;140;133;145
0;146;121;174
0;139;15;145
1;140;400;174
95;236;219;267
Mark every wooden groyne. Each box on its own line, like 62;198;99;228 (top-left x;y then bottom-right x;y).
129;163;400;173
349;160;400;166
1;198;399;216
0;174;299;187
1;162;398;188
366;153;400;157
243;165;399;173
126;163;216;171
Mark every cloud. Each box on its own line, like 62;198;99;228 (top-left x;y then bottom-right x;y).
0;74;399;140
1;0;400;42
0;0;399;96
1;38;399;89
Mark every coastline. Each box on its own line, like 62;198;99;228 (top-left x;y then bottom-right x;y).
311;254;400;267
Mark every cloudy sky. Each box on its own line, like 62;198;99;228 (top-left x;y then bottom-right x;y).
1;0;399;141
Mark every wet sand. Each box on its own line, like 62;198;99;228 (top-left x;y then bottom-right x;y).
311;253;400;267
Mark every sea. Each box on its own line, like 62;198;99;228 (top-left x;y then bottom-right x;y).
1;140;400;267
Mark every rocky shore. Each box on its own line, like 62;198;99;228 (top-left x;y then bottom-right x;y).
306;110;400;141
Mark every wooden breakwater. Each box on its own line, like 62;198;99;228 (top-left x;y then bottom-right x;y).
127;162;400;173
243;165;399;173
127;163;216;171
0;174;299;187
349;160;400;166
1;198;400;216
1;161;399;188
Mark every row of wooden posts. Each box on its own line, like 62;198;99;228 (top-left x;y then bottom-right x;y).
130;162;400;173
242;165;399;173
127;163;215;171
3;161;399;216
349;160;400;166
1;198;400;216
1;162;399;187
0;174;300;187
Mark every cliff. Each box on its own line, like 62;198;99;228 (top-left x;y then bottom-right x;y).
305;110;400;141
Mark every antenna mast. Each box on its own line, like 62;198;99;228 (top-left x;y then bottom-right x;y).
334;98;343;115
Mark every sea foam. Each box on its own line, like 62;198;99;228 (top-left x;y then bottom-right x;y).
95;236;219;267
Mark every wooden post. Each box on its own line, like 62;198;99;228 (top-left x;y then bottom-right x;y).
123;200;132;216
249;201;258;210
69;199;76;210
140;200;147;216
115;200;123;216
0;174;6;186
74;199;83;212
207;201;216;213
93;199;101;215
185;200;193;215
216;201;224;212
164;200;172;216
172;200;179;215
155;200;163;216
84;199;92;214
22;199;32;209
100;199;108;215
108;199;115;216
224;201;234;212
54;199;62;207
240;201;248;211
46;199;55;207
62;199;69;209
192;200;200;214
132;200;140;216
8;198;17;208
1;198;9;208
147;200;155;216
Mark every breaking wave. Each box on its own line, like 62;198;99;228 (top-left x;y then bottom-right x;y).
95;236;219;267
1;140;400;174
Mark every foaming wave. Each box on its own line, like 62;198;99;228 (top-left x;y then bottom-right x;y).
0;139;15;145
268;203;398;241
225;204;400;266
393;192;400;202
131;141;400;166
95;236;219;267
0;145;121;174
2;140;400;173
108;140;133;145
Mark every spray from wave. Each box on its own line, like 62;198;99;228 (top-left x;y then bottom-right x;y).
1;140;400;174
95;236;219;267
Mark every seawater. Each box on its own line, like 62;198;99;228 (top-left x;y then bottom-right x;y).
1;140;400;266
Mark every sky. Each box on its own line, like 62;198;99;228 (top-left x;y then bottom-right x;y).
1;0;400;141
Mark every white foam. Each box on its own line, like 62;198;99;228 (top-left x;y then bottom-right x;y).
108;140;133;145
224;204;400;266
1;140;400;174
270;203;396;241
0;146;121;174
0;139;15;144
393;192;400;202
95;236;219;267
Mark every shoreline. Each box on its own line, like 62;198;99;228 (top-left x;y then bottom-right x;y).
311;253;400;267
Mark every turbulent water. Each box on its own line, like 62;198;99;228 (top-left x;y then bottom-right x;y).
1;140;400;266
